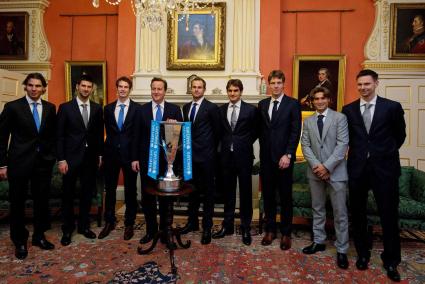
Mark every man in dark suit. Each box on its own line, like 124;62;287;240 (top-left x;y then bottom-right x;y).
211;79;258;246
57;74;104;246
98;76;140;240
131;77;182;244
258;70;301;250
0;73;56;259
342;69;406;282
180;76;220;245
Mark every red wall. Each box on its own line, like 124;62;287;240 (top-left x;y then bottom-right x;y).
260;0;375;104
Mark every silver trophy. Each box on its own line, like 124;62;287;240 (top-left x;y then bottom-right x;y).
158;122;182;192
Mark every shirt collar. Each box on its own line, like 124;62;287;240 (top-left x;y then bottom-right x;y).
117;98;130;107
76;96;89;106
228;99;242;108
271;94;284;103
192;96;204;106
151;100;165;110
316;108;329;117
25;95;41;105
360;95;378;107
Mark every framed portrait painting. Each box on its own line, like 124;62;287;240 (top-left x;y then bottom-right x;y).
0;12;28;60
390;3;425;59
167;3;226;70
65;61;107;106
293;55;346;113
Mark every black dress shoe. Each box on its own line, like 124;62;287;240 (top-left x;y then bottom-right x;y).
139;232;156;244
337;253;349;269
32;237;55;250
123;226;134;241
180;222;199;235
355;256;369;270
98;223;115;239
384;265;401;282
61;232;72;246
78;229;96;239
261;232;276;246
241;230;252;246
302;242;326;254
212;227;234;239
15;244;28;260
201;230;211;245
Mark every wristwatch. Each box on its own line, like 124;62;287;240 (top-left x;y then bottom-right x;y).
286;154;292;159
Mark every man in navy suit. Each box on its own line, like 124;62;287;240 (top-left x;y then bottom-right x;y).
212;79;258;245
131;77;182;244
0;73;56;259
98;76;140;240
258;70;301;250
57;74;104;246
180;76;220;245
342;69;406;282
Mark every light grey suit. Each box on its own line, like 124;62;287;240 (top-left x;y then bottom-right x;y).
301;108;349;253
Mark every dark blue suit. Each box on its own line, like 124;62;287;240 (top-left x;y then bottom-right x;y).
342;96;406;267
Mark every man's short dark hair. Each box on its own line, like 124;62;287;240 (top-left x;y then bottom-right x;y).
151;77;168;90
226;79;244;92
191;76;206;89
77;74;94;85
23;73;47;88
116;76;133;89
310;86;331;99
268;70;285;83
356;69;378;81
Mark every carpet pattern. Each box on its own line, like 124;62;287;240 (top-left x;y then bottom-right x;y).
0;220;424;283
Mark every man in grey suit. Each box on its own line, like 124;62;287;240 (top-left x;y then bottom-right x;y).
300;87;349;269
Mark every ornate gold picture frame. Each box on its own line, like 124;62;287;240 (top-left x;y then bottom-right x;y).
167;3;226;70
390;3;425;59
65;61;107;106
0;12;29;60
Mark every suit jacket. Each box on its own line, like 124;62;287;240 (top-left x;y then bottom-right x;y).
183;98;220;163
301;109;348;182
342;96;406;179
218;100;258;164
104;99;140;165
258;95;302;164
0;96;56;178
133;101;183;168
56;98;104;170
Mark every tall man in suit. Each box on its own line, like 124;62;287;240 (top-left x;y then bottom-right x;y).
0;73;56;259
211;79;258;246
98;76;140;240
258;70;301;250
300;87;349;269
57;74;104;246
180;76;220;245
342;69;406;282
131;77;183;244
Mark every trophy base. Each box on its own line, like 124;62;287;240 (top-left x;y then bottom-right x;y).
158;177;181;192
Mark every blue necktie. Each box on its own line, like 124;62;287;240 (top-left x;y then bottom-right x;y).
32;102;40;132
117;104;125;131
189;102;197;122
155;104;162;121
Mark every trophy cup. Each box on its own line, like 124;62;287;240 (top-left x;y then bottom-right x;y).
158;122;182;192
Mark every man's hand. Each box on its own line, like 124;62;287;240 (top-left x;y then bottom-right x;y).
0;168;7;180
58;161;69;175
131;161;140;172
166;118;177;123
313;164;329;179
278;155;291;170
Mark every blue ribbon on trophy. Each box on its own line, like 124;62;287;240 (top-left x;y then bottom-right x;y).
182;122;192;181
147;120;161;179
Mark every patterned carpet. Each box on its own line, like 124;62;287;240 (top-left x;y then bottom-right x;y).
0;220;424;283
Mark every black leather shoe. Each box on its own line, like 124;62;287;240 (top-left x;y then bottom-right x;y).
384;265;401;282
180;222;199;235
302;242;326;254
98;223;115;239
123;226;134;241
201;230;211;245
337;253;349;269
212;226;234;239
139;232;156;244
61;232;72;246
32;237;55;250
355;256;369;270
78;229;96;239
15;244;28;260
241;230;252;246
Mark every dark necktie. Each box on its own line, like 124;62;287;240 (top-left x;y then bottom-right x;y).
271;100;279;121
81;104;88;128
317;114;324;138
32;102;40;132
117;104;125;130
189;102;197;122
362;103;372;133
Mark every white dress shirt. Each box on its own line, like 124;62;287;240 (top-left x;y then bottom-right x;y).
114;98;130;123
268;94;284;120
151;100;165;120
76;96;90;118
227;99;241;126
316;108;329;123
360;95;378;120
25;95;42;122
189;96;205;122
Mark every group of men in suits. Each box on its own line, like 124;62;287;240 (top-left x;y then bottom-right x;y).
0;69;406;281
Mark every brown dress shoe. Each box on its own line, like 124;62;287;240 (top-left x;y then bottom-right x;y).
261;232;276;246
98;223;115;239
124;226;134;240
280;235;291;250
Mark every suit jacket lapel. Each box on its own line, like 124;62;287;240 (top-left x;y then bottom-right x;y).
221;103;232;131
20;97;38;133
311;114;322;142
352;99;369;135
262;98;271;125
271;95;286;125
39;100;49;132
72;99;86;129
369;96;381;134
321;109;333;140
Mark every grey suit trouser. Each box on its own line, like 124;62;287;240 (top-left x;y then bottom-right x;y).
308;179;349;253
